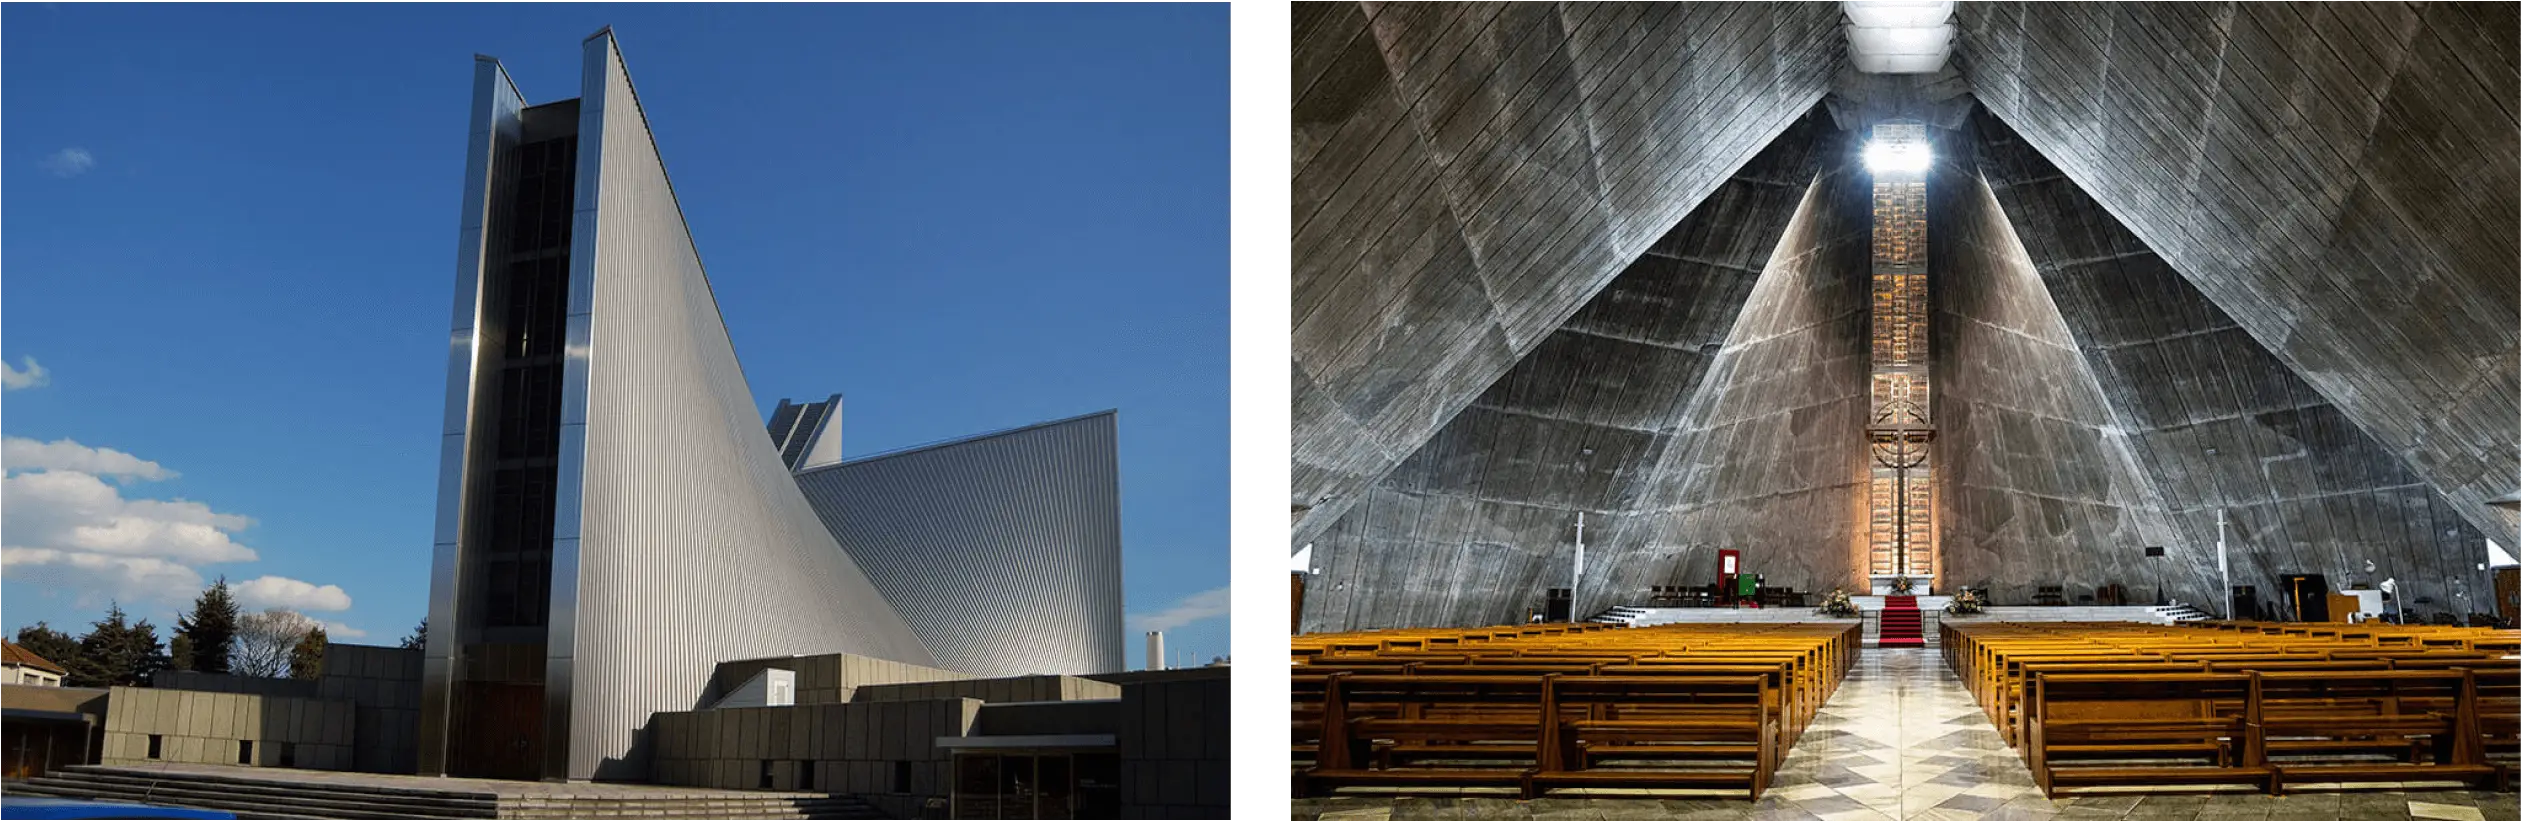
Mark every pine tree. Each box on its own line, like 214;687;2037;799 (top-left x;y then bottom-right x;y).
176;577;240;674
72;603;169;687
289;626;328;680
169;633;196;672
13;622;81;676
399;619;427;651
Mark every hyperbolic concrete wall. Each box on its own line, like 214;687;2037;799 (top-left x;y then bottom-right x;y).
1970;112;2497;614
564;31;937;780
1931;133;2186;605
1298;114;1849;631
1956;2;2521;548
790;413;1126;677
1606;141;1874;604
1292;2;1845;547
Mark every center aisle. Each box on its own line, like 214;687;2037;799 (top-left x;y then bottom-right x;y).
1754;648;2045;817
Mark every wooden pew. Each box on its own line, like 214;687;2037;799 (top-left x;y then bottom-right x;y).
2253;669;2497;792
1305;674;1549;797
2027;672;2268;797
1291;621;1858;798
1529;675;1778;799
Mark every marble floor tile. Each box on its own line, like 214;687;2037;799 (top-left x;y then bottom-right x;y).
2406;802;2485;821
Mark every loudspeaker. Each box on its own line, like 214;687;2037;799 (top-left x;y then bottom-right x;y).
2280;574;2330;622
1544;588;1573;622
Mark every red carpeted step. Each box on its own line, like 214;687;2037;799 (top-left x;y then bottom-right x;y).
1879;594;1925;647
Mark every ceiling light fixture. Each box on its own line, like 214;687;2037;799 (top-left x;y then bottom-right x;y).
1863;121;1933;176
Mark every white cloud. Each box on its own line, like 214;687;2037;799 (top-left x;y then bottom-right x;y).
319;621;368;639
0;439;359;627
4;437;177;481
1;469;253;563
1126;586;1230;633
1;546;205;606
40;147;95;178
233;575;353;612
1;356;47;390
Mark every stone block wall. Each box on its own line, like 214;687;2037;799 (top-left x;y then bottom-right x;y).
970;698;1123;737
100;687;355;771
147;644;422;774
315;644;422;774
710;652;970;706
648;698;979;818
852;675;1117;705
1116;668;1229;818
149;671;317;698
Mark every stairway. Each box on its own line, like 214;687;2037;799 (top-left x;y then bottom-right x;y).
1878;595;1925;647
4;765;885;819
2151;603;2212;623
1590;605;1647;625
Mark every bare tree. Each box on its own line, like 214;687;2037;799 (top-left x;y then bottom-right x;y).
232;609;320;678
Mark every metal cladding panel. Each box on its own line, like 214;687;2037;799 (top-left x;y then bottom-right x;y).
418;56;525;777
563;32;934;781
791;412;1126;677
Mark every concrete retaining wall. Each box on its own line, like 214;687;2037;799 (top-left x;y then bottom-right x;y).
648;698;977;818
100;687;354;771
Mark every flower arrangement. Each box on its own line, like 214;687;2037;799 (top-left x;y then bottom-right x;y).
1945;587;1986;615
1816;589;1861;618
1889;575;1915;594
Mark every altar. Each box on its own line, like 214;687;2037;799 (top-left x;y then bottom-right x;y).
1867;575;1934;596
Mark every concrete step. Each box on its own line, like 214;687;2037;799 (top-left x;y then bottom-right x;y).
58;764;504;805
24;766;887;820
31;771;488;814
8;777;386;819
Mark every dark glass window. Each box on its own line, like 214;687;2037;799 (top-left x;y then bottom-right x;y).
504;138;576;254
471;133;577;631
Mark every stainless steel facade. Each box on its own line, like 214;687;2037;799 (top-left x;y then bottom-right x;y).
421;30;935;783
788;412;1127;677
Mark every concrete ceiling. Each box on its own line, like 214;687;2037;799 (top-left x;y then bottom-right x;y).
1957;1;2520;548
1293;2;2517;629
1292;2;1846;546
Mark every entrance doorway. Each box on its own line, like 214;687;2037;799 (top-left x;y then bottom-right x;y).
2;716;94;779
449;682;544;780
952;751;1117;819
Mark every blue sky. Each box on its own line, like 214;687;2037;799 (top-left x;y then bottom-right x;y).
2;4;1229;667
